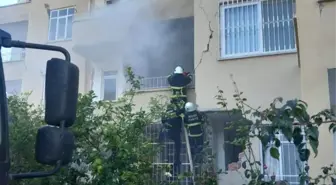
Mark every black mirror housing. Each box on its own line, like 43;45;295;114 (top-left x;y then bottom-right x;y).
44;58;79;127
35;126;75;166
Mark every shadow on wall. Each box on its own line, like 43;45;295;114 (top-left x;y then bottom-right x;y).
75;0;194;78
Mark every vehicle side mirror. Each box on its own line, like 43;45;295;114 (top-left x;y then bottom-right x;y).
36;58;79;166
44;58;79;127
35;126;75;166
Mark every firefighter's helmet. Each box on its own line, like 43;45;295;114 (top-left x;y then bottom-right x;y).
174;66;183;74
185;102;197;112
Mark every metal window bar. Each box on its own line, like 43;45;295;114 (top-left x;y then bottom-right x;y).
144;123;193;185
143;117;214;185
262;127;305;184
136;74;195;91
219;0;296;58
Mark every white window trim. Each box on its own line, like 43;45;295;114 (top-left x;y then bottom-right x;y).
102;72;118;101
218;0;297;60
48;7;75;42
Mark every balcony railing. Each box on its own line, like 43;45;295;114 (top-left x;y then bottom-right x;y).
1;49;26;62
138;74;195;91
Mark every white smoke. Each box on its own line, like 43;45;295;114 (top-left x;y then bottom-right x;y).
74;0;193;77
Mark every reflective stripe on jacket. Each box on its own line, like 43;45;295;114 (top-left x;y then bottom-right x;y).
170;86;187;97
184;111;203;138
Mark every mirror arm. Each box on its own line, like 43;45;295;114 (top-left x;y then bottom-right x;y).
9;161;62;180
10;41;71;62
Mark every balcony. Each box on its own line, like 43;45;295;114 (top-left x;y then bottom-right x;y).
74;16;194;89
72;0;194;69
0;0;31;24
1;48;26;62
0;20;28;63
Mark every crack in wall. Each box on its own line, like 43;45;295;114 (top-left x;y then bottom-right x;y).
194;0;214;72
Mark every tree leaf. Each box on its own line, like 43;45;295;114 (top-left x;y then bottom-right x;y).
299;149;310;161
270;147;280;160
242;161;247;169
254;161;261;166
274;138;281;148
293;127;304;147
308;137;319;157
314;117;323;126
280;125;293;142
244;110;251;114
244;169;251;178
258;134;271;148
331;177;335;184
329;123;336;133
298;142;306;150
307;126;319;140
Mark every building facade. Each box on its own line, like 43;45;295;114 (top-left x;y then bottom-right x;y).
0;0;335;184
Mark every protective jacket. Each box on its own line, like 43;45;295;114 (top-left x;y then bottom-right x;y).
167;73;192;103
161;105;182;130
184;110;203;137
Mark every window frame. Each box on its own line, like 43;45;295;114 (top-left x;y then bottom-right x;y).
220;1;263;58
102;71;118;101
218;0;297;60
48;7;75;42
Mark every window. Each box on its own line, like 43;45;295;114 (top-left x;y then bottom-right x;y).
48;7;75;41
223;126;243;170
220;0;296;58
106;0;118;5
212;114;244;172
6;80;22;96
103;71;117;101
1;47;12;62
262;130;304;184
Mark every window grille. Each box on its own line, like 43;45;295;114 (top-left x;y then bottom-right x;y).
262;128;305;184
219;0;296;58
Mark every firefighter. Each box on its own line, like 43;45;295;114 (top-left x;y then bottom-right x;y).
167;66;192;103
159;101;183;175
184;102;204;165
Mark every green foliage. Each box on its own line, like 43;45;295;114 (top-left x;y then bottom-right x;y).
215;78;336;185
8;67;169;185
8;93;66;185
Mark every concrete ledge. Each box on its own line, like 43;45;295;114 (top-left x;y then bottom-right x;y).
318;0;336;3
